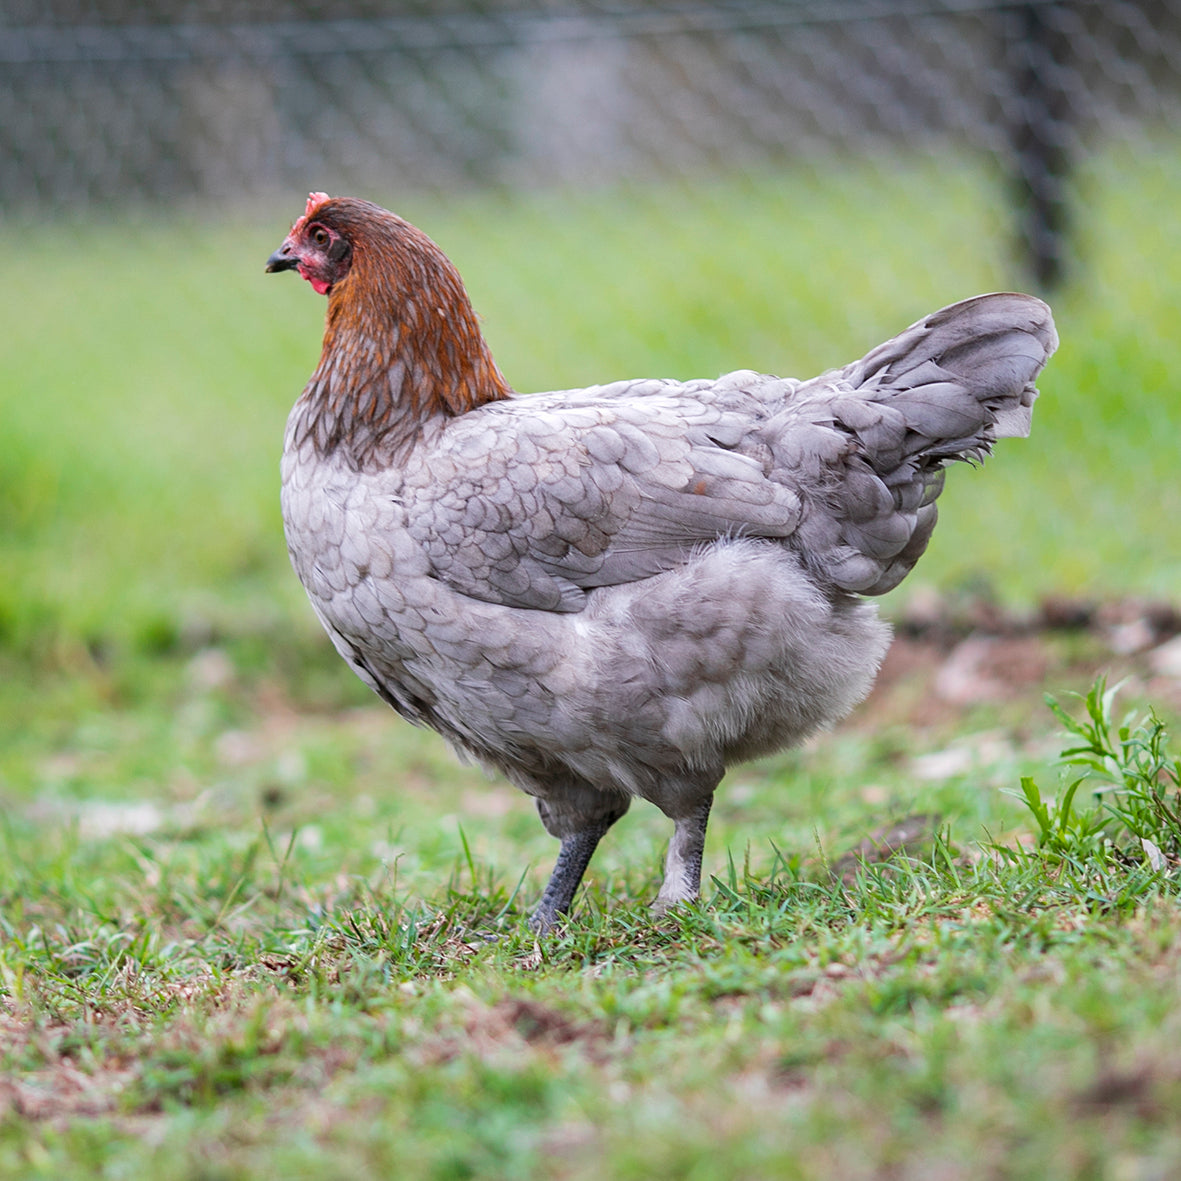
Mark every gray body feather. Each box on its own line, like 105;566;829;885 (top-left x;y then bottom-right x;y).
281;292;1056;924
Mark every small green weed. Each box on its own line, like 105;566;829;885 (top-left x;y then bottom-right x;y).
1010;677;1181;880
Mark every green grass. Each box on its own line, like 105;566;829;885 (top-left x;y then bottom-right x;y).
3;662;1181;1179
3;142;1181;1176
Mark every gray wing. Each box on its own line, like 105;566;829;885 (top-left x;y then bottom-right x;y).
400;376;805;613
399;293;1054;612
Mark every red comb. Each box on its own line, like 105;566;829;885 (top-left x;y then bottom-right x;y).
289;191;334;236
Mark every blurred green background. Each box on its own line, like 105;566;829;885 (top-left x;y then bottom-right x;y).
4;146;1180;668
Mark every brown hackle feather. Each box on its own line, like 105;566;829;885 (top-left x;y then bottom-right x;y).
290;198;512;469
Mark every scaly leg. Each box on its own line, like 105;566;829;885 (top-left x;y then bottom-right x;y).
652;798;713;914
529;814;621;933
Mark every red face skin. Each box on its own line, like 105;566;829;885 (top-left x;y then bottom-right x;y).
300;262;334;296
266;192;353;296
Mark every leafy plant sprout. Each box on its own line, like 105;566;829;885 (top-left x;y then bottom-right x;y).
1010;677;1181;879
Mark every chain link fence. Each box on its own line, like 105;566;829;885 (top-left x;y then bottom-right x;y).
3;1;1179;289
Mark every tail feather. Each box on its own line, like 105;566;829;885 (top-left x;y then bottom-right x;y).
786;292;1056;596
845;292;1056;442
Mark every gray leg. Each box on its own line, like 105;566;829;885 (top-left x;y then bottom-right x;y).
652;798;713;914
529;819;615;933
530;792;630;933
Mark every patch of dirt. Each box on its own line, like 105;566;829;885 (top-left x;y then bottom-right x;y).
853;592;1181;734
1074;1060;1181;1121
416;989;611;1067
0;1060;135;1121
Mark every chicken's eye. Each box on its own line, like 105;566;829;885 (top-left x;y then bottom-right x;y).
309;225;330;248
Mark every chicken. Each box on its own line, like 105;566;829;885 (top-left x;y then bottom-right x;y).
266;192;1057;931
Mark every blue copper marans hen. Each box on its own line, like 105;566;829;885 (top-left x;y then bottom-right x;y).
266;193;1057;931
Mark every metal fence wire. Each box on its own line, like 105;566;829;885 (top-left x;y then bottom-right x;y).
2;0;1179;288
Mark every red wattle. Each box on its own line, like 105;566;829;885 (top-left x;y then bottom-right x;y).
297;263;332;296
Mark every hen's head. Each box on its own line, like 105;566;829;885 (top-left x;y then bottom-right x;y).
265;192;353;296
266;193;512;436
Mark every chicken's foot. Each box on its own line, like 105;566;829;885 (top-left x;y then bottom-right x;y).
652;798;713;914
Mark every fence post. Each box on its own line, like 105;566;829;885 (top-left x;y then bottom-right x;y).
1006;2;1075;290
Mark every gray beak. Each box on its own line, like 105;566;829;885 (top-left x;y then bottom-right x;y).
265;241;299;273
